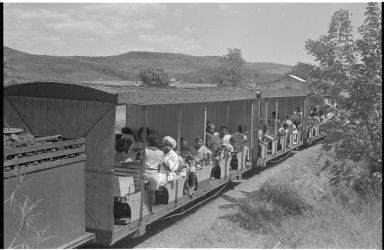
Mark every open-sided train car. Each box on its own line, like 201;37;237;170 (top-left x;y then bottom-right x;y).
4;81;325;247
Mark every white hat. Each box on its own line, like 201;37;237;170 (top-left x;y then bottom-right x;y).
163;136;177;148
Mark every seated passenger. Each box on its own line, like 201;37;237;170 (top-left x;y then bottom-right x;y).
158;136;180;186
137;127;151;144
212;124;234;154
231;125;246;153
121;127;136;146
277;123;286;150
285;119;296;146
205;122;218;150
257;125;272;159
114;138;134;166
190;136;212;168
180;137;188;148
180;146;197;196
143;134;164;212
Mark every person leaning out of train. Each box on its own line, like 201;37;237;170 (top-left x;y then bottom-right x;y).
180;146;197;197
143;134;164;212
190;136;212;168
158;136;180;186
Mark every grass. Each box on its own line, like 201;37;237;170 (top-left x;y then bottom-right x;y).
236;179;382;249
184;178;382;248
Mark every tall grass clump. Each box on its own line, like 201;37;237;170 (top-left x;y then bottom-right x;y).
238;178;382;249
238;180;312;233
272;195;382;249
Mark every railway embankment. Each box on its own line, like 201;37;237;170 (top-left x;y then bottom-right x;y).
115;142;382;248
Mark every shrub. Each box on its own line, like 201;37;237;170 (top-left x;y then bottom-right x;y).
139;68;170;87
238;180;312;233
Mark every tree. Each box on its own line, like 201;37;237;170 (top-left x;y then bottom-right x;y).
139;68;170;87
214;48;247;87
299;5;382;196
289;62;316;81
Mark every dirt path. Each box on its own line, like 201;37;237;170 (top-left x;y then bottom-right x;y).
113;143;325;248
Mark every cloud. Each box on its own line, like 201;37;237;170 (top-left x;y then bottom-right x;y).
183;27;195;33
218;4;240;16
120;44;156;53
139;34;202;52
172;8;183;17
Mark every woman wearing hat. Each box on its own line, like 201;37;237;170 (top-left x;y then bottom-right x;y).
158;136;180;186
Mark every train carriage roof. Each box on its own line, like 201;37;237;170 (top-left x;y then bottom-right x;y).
4;81;308;105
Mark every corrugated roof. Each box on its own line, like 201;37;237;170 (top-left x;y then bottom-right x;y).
4;81;307;105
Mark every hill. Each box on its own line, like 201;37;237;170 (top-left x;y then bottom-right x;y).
3;46;292;85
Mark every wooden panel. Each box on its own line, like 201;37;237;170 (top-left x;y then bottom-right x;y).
278;97;285;121
118;89;259;105
287;97;294;117
46;98;56;135
125;105;140;131
196;164;213;182
77;100;88;136
3;97;30;131
4;161;86;248
85;170;114;234
207;102;226;129
85;104;115;169
180;103;204;146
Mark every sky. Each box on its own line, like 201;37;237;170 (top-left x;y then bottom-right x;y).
3;1;372;66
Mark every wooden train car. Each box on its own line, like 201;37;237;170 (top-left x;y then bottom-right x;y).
4;81;325;247
3;135;95;248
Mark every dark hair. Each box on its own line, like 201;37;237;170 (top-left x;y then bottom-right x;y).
195;136;203;142
220;124;229;130
115;138;131;152
121;127;133;135
237;125;243;133
147;134;160;147
138;127;151;140
180;145;190;154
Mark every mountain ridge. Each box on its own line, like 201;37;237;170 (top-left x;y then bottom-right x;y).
3;46;292;85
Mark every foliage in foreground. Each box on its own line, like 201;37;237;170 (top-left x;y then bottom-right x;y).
237;180;382;249
290;3;382;194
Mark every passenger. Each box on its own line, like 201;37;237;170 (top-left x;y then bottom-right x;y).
277;123;286;150
137;127;151;143
285;119;296;146
205;122;218;150
180;146;197;197
114;138;130;166
231;125;246;153
190;136;212;168
180;137;188;148
258;125;273;158
271;112;282;137
212;124;234;153
143;134;164;212
121;127;135;145
158;136;180;186
210;142;222;179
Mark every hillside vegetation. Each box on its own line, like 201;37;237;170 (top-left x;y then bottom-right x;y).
3;46;291;85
